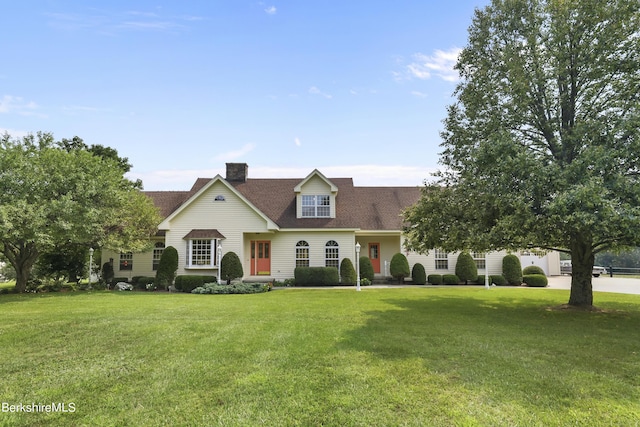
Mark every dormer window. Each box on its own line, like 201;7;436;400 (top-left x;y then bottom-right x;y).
214;195;226;201
302;195;330;217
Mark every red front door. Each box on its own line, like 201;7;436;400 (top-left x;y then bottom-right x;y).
251;241;271;275
369;243;380;274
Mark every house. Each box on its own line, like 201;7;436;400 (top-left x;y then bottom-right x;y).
101;163;560;283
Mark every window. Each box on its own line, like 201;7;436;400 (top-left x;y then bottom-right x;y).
152;242;165;271
302;195;330;217
187;239;218;268
119;252;133;270
434;249;448;270
325;240;339;268
296;241;310;268
472;252;486;270
214;195;225;201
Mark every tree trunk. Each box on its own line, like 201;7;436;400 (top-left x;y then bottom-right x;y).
1;240;39;293
569;238;594;307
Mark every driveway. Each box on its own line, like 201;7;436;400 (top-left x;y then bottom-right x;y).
547;275;640;295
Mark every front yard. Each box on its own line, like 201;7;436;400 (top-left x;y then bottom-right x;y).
1;288;639;426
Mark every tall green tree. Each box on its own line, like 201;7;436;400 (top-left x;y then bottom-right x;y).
404;0;640;307
0;132;161;292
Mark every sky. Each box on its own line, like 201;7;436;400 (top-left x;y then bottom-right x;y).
1;0;489;190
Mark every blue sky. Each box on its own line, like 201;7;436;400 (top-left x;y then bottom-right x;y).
1;1;488;190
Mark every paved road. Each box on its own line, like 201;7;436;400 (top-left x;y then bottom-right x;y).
547;275;640;295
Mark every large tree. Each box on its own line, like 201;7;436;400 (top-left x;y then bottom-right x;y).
0;132;161;292
403;0;640;307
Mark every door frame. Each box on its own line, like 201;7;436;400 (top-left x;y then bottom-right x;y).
250;240;271;275
369;242;381;274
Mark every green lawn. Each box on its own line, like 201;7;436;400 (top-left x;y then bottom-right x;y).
1;288;639;426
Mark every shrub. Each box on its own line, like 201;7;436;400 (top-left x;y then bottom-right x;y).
102;262;114;285
522;265;546;276
523;274;548;287
359;256;375;282
442;274;460;285
390;253;410;283
502;254;523;285
155;246;178;289
132;276;155;290
411;263;427;285
360;277;372;286
294;267;340;286
221;251;244;284
427;274;443;285
340;258;357;285
490;275;507;286
175;275;217;293
192;282;266;294
455;252;477;284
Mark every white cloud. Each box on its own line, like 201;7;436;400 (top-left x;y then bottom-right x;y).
410;91;428;98
213;143;256;162
406;48;462;82
294;137;301;147
308;86;332;99
0;127;31;138
265;5;277;15
0;95;44;117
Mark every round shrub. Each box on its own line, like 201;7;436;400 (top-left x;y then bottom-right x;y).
340;258;357;285
390;253;410;283
442;274;460;285
455;252;477;284
523;274;548;287
502;254;523;285
490;275;507;286
411;263;427;285
522;265;546;276
155;245;178;289
221;251;243;285
102;262;114;285
427;274;443;285
359;256;375;282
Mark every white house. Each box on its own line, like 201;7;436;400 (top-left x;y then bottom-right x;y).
101;163;560;282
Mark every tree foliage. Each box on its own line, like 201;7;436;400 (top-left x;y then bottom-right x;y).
339;258;357;285
502;254;523;286
220;251;243;285
0;132;161;292
404;0;640;307
390;253;410;283
359;256;375;282
455;252;478;285
155;246;178;288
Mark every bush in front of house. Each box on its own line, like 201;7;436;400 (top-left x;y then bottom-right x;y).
502;254;523;285
340;258;357;285
427;274;443;285
523;274;548;287
522;265;546;276
442;274;460;285
411;263;427;285
390;253;410;283
490;275;507;286
192;282;266;294
175;275;218;293
102;262;114;286
132;276;156;290
155;246;178;289
359;256;375;282
221;251;244;285
455;251;477;284
294;267;340;286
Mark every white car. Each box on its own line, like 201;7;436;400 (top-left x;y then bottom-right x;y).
560;261;607;277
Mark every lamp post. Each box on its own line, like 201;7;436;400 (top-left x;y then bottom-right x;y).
355;242;361;291
217;242;223;284
485;263;490;290
88;247;94;286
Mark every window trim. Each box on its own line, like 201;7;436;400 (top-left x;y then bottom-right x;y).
434;249;448;270
119;252;133;271
302;194;331;218
152;242;165;271
325;240;339;268
296;240;310;268
472;252;486;270
185;238;219;269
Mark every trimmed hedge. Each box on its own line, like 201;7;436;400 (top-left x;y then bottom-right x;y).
427;274;443;285
502;254;523;285
490;275;507;286
221;251;244;285
192;283;267;294
175;275;218;293
155;246;178;288
442;274;460;285
455;252;478;284
411;263;427;285
102;262;114;285
390;253;410;283
294;267;340;286
523;274;548;287
522;265;546;276
359;257;375;282
340;258;357;285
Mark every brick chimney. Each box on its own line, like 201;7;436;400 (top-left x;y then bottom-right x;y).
225;163;248;183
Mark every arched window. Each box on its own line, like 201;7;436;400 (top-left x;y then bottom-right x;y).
152;242;165;271
296;240;310;267
325;240;339;268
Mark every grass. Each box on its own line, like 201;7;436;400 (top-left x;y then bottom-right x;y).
1;287;640;426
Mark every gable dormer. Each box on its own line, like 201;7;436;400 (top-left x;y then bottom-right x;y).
294;169;338;219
